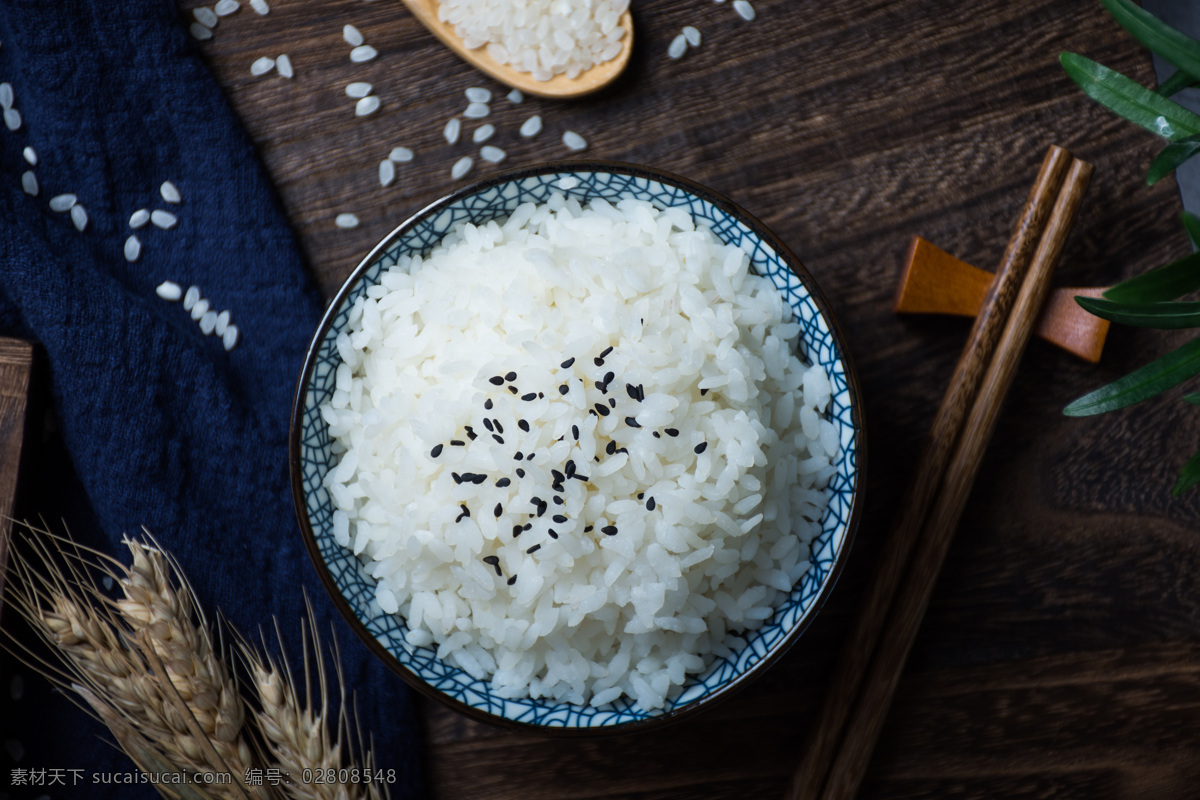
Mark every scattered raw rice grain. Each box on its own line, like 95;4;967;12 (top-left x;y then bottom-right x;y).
466;87;491;102
183;286;200;310
389;146;414;162
151;210;177;229
199;309;219;335
473;123;495;143
356;96;381;116
379;159;396;187
49;194;76;212
276;54;294;77
250;0;269;14
520;115;542;137
343;24;364;46
451;156;473;179
160;181;181;203
507;88;523;103
70;204;88;231
222;324;239;351
189;22;213;40
350;44;378;62
556;176;579;190
215;310;231;335
20;171;37;196
444;118;461;144
562;130;587;151
464;102;490;118
215;0;240;15
190;298;210;321
683;25;701;45
22;146;36;165
194;6;219;28
0;84;12;109
733;0;755;19
346;81;373;98
155;281;183;301
668;34;687;58
4;108;21;131
129;209;151;228
251;56;275;75
335;213;360;229
124;235;141;262
480;146;506;163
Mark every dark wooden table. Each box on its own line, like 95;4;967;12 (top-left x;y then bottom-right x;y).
182;0;1200;796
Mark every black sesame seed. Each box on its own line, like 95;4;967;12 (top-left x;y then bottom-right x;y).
494;503;503;518
526;544;541;554
594;357;605;367
519;419;530;432
553;496;563;505
566;460;576;477
452;472;463;484
522;392;536;401
594;456;600;463
505;371;517;382
485;398;494;410
494;420;504;434
595;403;610;417
574;473;589;482
625;417;641;428
601;525;618;536
604;371;614;385
559;384;570;395
700;388;709;396
596;381;607;394
617;447;629;455
653;432;661;438
608;398;616;408
493;434;504;445
489;376;504;385
513;525;523;537
483;554;499;564
548;529;559;539
665;428;679;437
537;505;547;517
450;439;465;447
430;444;444;458
584;525;593;532
626;384;639;400
638;492;644;500
600;346;613;358
472;473;488;484
572;425;579;440
508;385;518;394
551;469;565;483
516;468;526;478
694;442;708;454
552;514;568;524
646;497;656;511
561;357;575;369
496;477;512;488
606;441;617;455
589;410;597;417
457;504;471;520
531;496;543;506
527;453;535;461
524;523;532;530
552;483;564;494
538;392;544;399
507;575;518;585
514;452;524;461
483;418;494;432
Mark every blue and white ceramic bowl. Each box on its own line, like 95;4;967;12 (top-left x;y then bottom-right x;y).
290;162;865;733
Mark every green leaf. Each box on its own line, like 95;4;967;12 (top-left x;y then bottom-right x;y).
1063;335;1200;416
1060;53;1200;140
1184;392;1200;405
1103;250;1200;303
1183;212;1200;249
1173;448;1200;495
1076;295;1200;328
1148;136;1200;184
1102;0;1200;81
1159;69;1197;97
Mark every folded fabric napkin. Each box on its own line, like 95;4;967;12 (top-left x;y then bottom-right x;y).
0;1;423;797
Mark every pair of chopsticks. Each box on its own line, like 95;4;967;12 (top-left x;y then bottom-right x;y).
785;146;1093;800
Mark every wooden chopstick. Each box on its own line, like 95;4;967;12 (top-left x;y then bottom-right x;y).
784;146;1087;800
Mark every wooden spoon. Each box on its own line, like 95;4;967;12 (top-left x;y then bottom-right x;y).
399;0;633;99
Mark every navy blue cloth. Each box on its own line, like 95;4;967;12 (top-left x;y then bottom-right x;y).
0;1;423;797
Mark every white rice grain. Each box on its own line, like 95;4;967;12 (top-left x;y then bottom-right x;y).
183;286;201;310
250;0;269;14
190;299;210;321
507;88;523;103
194;6;219;28
70;204;88;231
343;24;364;46
466;87;491;103
451;156;473;179
668;34;687;59
20;171;37;196
124;235;142;262
480;146;506;163
215;310;231;335
215;0;240;15
130;209;151;228
251;56;275;76
49;194;76;212
222;325;240;351
22;146;36;165
444;118;461;144
356;96;381;116
733;0;755;20
336;213;360;229
562;130;587;151
379;159;396;187
464;102;490;118
277;54;294;78
683;26;701;46
4;107;21;131
389;146;414;162
0;83;11;109
189;22;213;40
160;181;181;204
350;44;378;62
473;123;495;143
519;115;542;137
200;309;219;335
346;81;373;98
156;281;183;301
151;210;177;229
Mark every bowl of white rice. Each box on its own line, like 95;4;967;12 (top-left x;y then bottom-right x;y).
290;163;864;731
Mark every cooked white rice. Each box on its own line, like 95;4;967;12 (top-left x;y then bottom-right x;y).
438;0;629;81
320;194;838;711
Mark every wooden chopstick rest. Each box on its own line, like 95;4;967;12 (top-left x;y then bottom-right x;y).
895;236;1110;363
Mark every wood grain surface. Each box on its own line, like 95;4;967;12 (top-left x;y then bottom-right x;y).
176;0;1200;797
0;339;33;615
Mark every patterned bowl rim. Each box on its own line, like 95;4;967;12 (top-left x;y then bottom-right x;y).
289;160;867;736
